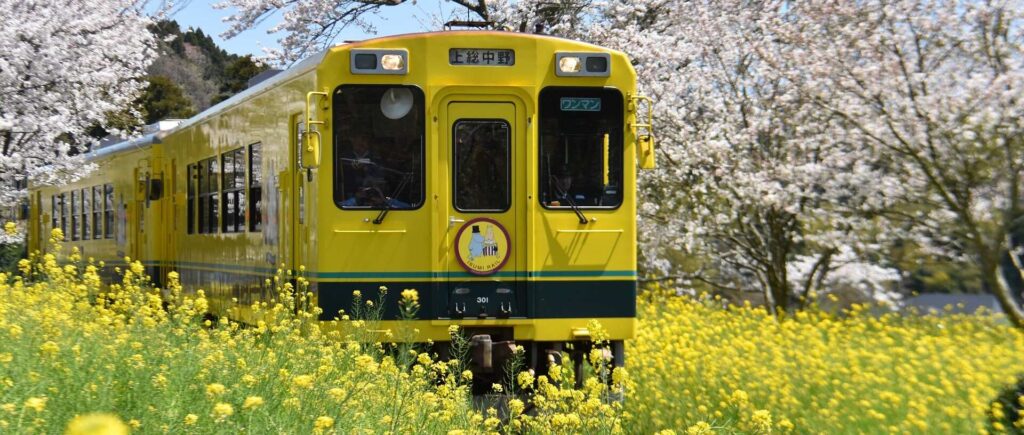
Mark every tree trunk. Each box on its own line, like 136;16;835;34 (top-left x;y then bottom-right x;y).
992;263;1024;328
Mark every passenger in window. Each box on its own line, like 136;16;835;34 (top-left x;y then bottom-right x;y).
340;134;383;200
548;165;586;206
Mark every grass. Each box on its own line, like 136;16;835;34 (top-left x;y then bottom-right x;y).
1;233;1023;433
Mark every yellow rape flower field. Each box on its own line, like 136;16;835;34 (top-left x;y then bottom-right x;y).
1;233;1023;434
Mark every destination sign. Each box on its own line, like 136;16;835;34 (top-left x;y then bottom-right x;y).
449;48;515;66
560;97;602;112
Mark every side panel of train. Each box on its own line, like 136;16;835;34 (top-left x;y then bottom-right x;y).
31;145;162;278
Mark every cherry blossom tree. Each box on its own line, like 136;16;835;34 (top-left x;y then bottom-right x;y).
588;0;903;311
0;0;157;203
215;0;595;64
773;0;1024;325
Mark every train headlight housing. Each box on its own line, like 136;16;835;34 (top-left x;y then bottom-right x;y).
555;52;611;77
350;49;408;75
558;56;582;73
380;54;405;71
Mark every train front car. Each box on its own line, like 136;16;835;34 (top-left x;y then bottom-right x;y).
305;32;650;387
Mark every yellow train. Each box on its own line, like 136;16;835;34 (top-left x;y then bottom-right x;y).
27;31;655;381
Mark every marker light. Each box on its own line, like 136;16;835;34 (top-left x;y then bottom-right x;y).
555;52;611;77
558;56;582;73
381;54;405;71
350;49;408;75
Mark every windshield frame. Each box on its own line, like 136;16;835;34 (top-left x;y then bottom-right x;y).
332;84;426;211
538;86;625;211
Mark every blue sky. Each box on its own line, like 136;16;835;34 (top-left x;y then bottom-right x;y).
169;0;459;56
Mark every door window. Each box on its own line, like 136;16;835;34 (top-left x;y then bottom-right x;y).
453;120;510;212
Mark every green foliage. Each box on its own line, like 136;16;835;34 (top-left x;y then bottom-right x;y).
139;76;196;124
0;243;24;273
148;19;268;110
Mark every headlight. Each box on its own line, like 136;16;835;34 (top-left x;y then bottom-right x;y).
381;54;405;71
555;52;611;77
350;49;408;75
558;56;582;73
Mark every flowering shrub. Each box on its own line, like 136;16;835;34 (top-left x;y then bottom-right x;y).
0;230;625;433
629;285;1024;433
1;230;1022;433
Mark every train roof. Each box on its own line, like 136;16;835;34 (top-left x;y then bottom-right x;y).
86;31;623;162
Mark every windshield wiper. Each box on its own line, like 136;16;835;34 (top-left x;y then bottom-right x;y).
373;172;412;224
550;175;588;224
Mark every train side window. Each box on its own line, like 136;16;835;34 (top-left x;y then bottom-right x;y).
538;87;624;209
51;195;57;231
453;120;511;212
198;160;208;233
60;192;68;240
222;148;246;233
197;156;219;233
70;190;79;241
248;143;262;232
333;85;425;210
82;188;90;240
104;184;114;239
186;164;196;234
92;186;102;238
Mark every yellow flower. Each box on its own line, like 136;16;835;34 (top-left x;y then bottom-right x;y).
0;353;12;364
183;414;199;425
508;399;525;416
3;222;16;236
39;341;59;356
24;397;47;412
1;404;14;414
212;403;233;421
242;396;264;410
351;290;361;298
314;416;335;430
65;413;129;435
293;374;314;389
401;288;419;304
750;409;772;434
205;383;226;397
686;422;711;434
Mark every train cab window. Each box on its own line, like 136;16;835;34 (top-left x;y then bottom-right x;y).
249;143;262;232
92;186;102;238
221;148;246;233
453;120;511;212
538;87;624;209
103;184;114;239
70;190;79;241
82;188;90;240
333;85;424;210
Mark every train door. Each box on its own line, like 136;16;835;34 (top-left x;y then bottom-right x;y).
288;116;309;276
131;166;146;262
29;191;42;253
443;100;526;319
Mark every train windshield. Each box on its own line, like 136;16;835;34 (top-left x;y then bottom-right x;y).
538;87;623;209
333;85;425;210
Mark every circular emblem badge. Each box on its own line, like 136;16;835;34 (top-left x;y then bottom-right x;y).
454;217;511;276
